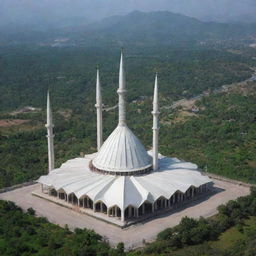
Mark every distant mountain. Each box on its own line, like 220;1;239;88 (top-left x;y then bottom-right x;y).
79;11;256;46
1;11;256;47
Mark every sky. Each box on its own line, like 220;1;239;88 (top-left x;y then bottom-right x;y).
0;0;256;27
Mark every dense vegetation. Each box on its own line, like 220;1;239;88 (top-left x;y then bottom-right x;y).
0;200;124;256
1;188;256;256
127;188;256;255
1;10;256;256
0;43;255;188
159;82;256;183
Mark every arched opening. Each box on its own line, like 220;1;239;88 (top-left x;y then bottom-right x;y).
95;201;107;214
139;201;153;215
155;196;168;211
79;196;93;209
175;191;185;204
124;205;136;219
68;193;78;205
49;188;57;197
194;186;200;196
169;194;175;206
58;189;66;200
108;205;121;218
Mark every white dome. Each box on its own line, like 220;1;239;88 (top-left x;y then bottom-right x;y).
92;125;152;173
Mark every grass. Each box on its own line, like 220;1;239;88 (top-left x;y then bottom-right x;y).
171;216;256;256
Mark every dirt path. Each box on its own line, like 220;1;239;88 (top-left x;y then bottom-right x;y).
162;71;256;111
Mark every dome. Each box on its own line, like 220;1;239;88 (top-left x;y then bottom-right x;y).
92;125;152;174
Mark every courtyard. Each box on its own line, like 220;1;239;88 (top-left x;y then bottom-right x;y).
0;179;250;249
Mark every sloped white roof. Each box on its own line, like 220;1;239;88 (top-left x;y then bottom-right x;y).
92;125;152;173
38;152;212;211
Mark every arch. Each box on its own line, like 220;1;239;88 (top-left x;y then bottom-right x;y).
186;186;195;199
155;196;168;211
170;190;182;205
79;195;93;209
57;189;67;200
108;205;121;218
124;205;137;219
139;201;154;215
94;201;107;214
49;188;57;197
68;193;78;205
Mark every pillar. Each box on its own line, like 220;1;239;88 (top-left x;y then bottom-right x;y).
142;204;145;215
95;69;103;151
121;210;125;222
135;208;139;218
152;74;160;171
45;91;55;173
128;206;132;218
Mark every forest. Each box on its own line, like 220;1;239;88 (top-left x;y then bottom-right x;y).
1;187;256;255
0;43;255;188
0;23;256;255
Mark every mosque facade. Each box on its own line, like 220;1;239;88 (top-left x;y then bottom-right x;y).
37;52;213;224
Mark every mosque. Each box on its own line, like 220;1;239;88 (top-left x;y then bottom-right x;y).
37;51;213;225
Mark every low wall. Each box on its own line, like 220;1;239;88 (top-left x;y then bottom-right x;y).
201;171;254;188
0;181;37;194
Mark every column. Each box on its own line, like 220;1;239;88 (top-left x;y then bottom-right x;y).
135;208;139;218
121;210;125;222
128;206;132;218
142;204;145;215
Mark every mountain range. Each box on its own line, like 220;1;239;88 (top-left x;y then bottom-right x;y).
1;11;256;47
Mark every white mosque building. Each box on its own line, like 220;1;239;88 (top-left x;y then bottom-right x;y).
37;51;213;225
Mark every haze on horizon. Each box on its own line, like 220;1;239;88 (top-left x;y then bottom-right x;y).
0;0;256;28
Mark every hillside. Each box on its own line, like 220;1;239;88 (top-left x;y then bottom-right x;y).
84;11;256;45
1;11;256;47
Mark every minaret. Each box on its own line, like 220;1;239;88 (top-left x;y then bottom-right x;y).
152;74;160;171
95;68;103;151
117;50;127;126
45;91;55;172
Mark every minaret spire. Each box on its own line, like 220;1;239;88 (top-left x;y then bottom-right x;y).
117;49;127;126
152;74;160;171
95;68;103;151
45;90;55;172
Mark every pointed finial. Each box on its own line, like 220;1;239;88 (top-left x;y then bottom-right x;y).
96;68;101;103
152;73;160;171
153;73;159;110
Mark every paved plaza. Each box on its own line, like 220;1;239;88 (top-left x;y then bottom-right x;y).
0;179;250;249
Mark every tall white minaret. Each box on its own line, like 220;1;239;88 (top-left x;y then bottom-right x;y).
117;50;127;126
95;68;103;151
45;91;55;172
152;74;160;171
